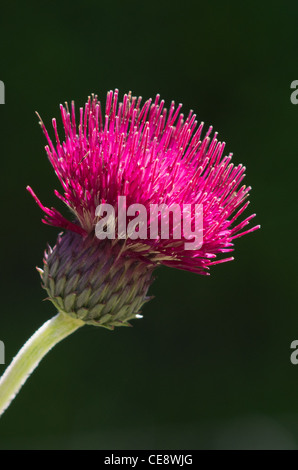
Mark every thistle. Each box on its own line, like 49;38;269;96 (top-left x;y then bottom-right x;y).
0;89;259;417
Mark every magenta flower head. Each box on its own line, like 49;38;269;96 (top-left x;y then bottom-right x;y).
26;89;259;329
0;89;260;418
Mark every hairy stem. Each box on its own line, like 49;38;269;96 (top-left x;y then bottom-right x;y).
0;312;84;417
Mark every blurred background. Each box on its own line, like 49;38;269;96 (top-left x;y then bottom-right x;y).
0;0;297;450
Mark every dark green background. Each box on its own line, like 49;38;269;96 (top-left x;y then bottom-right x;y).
0;0;297;449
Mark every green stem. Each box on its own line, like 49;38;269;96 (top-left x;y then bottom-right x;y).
0;312;84;417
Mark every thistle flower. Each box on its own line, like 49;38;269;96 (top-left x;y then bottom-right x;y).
26;90;259;328
0;89;259;416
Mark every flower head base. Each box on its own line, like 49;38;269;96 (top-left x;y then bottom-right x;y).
39;231;153;329
28;89;259;327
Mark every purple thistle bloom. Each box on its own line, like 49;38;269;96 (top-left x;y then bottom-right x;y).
27;89;259;328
